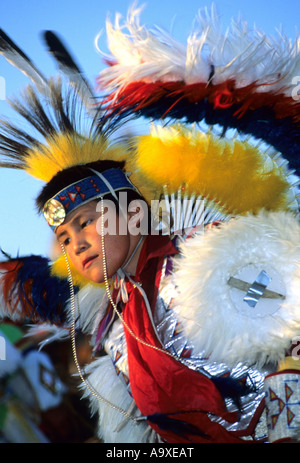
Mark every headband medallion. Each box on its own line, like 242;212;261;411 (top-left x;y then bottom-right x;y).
43;168;137;230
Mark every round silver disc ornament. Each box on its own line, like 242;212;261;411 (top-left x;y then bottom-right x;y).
43;198;66;227
228;264;286;319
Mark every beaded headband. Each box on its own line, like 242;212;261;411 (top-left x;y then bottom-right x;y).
43;168;137;230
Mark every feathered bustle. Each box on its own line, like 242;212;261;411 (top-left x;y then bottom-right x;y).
98;5;300;94
129;124;299;215
0;255;71;324
97;5;300;170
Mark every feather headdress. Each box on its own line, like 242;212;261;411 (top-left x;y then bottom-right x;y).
0;19;298;266
97;5;300;175
1;11;300;440
0;29;140;227
0;30;137;290
0;64;123;181
0;25;298;233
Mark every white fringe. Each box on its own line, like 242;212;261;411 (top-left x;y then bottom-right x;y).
79;356;157;443
25;323;70;349
65;283;107;334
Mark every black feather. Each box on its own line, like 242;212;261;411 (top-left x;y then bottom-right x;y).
0;28;47;92
0;80;78;170
211;375;257;412
146;412;209;441
0;29;122;174
44;30;86;75
43;30;97;115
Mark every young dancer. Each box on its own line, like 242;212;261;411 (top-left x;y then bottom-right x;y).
0;7;300;443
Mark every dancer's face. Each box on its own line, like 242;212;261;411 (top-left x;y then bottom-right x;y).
56;200;139;283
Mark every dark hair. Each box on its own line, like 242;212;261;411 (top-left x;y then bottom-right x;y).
36;159;144;212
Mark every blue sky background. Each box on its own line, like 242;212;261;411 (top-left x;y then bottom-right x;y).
0;0;299;258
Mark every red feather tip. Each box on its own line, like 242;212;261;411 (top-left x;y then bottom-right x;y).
100;79;299;124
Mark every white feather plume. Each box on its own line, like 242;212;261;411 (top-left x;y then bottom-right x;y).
98;4;300;96
99;4;189;92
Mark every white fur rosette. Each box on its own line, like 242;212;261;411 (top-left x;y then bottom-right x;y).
172;211;300;368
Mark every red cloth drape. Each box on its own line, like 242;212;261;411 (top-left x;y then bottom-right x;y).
121;235;245;443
